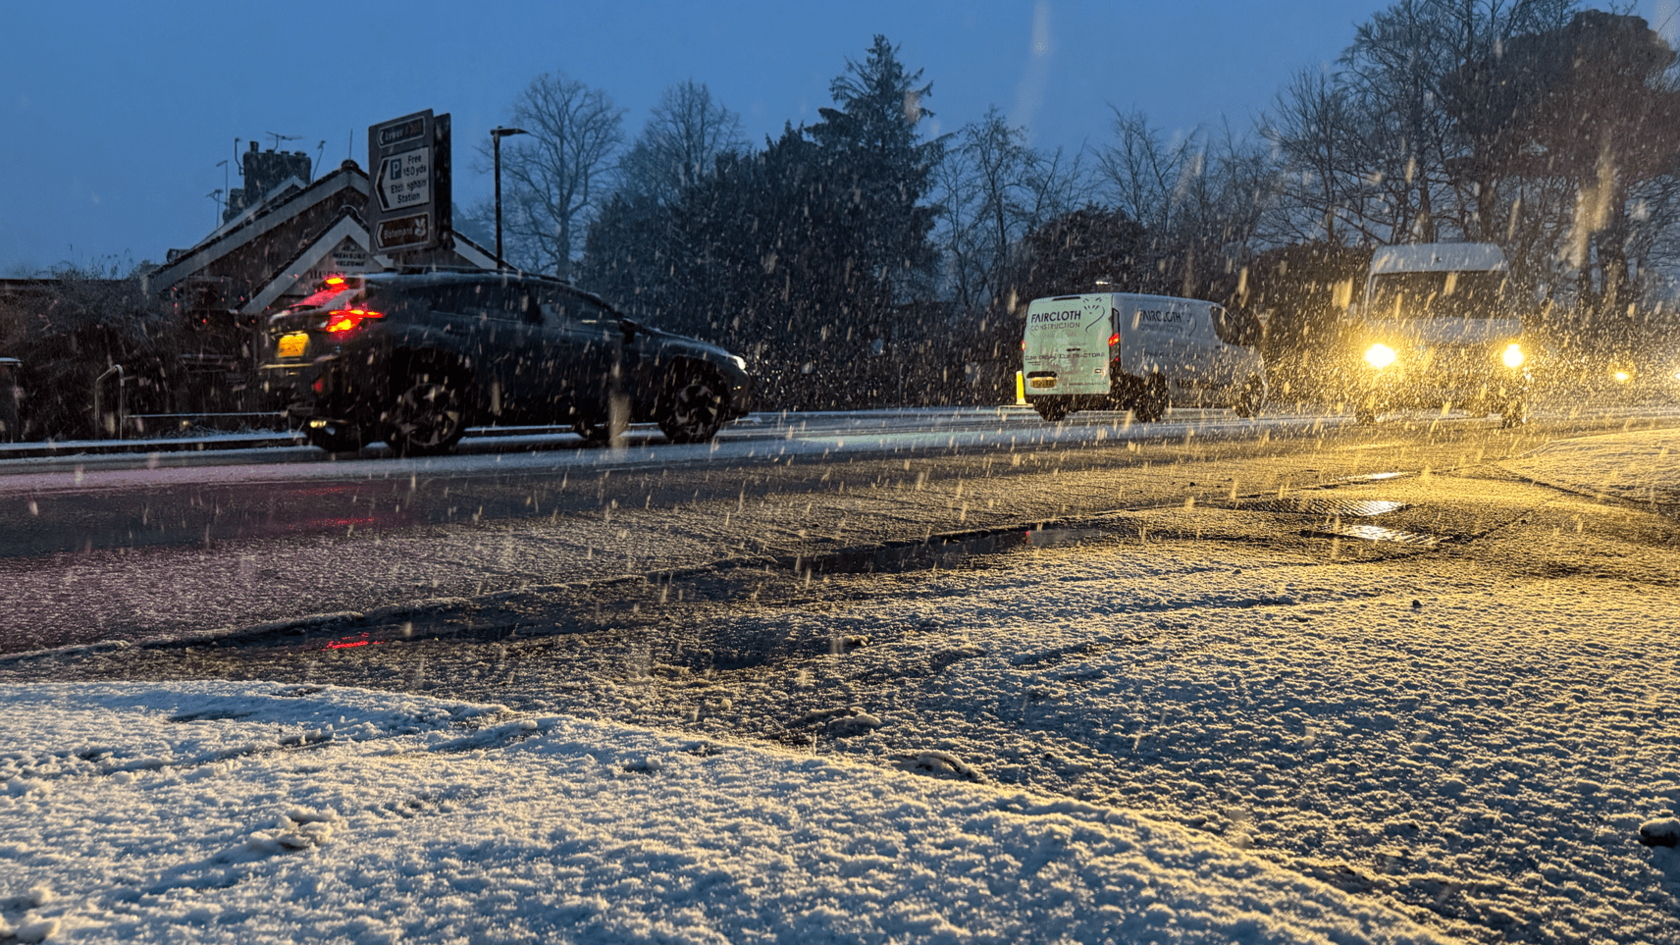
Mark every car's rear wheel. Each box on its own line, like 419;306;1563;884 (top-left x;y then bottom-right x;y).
383;369;469;456
1133;373;1168;423
303;420;366;453
573;417;615;446
660;370;728;444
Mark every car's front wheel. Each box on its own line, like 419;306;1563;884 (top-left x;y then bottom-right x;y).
660;370;729;444
383;369;469;456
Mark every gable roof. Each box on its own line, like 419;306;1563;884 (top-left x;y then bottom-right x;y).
142;159;496;312
144;161;372;296
240;209;496;314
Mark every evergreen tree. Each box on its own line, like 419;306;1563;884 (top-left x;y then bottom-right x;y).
807;35;944;316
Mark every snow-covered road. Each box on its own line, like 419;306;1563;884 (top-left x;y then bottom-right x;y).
2;425;1678;943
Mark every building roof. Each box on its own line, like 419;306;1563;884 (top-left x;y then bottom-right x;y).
143;160;494;314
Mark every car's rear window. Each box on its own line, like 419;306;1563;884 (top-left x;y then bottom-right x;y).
285;286;361;312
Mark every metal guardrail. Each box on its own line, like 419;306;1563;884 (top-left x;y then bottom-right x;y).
93;364;126;439
0;357;19;442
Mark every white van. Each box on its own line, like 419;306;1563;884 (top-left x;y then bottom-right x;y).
1344;243;1529;426
1021;292;1267;422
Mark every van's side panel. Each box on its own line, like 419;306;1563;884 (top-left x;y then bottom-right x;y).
1112;295;1199;379
1022;295;1111;396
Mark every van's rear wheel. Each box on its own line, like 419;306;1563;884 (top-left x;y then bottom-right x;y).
1232;375;1266;419
1133;373;1168;423
1033;400;1069;422
1500;397;1529;428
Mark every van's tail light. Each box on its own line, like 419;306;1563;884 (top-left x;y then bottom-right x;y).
324;309;384;333
1108;333;1120;347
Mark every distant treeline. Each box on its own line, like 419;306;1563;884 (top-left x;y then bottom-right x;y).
13;4;1680;437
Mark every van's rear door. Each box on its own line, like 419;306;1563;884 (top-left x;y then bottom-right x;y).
1022;294;1111;396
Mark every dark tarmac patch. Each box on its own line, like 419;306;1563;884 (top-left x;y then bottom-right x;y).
787;525;1108;576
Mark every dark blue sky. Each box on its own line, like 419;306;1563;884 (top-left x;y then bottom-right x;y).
3;0;1675;274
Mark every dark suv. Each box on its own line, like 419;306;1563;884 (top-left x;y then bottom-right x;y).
259;270;751;455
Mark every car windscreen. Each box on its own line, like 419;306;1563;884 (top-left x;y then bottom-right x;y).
1367;271;1510;319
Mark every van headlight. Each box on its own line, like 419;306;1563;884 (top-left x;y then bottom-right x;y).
1364;343;1397;369
1502;343;1524;368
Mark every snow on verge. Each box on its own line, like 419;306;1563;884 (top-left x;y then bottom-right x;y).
0;681;1457;944
1502;428;1680;509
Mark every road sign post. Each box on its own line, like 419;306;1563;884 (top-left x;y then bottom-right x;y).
367;110;452;256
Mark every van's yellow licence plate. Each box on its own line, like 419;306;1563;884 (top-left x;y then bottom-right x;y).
277;332;308;358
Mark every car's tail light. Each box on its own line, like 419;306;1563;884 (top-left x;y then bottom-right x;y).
1108;333;1120;347
324;309;384;333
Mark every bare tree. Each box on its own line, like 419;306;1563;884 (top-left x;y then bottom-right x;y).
497;72;625;279
1097;109;1275;297
1097;109;1200;236
935;107;1085;315
1260;68;1362;244
617;80;745;207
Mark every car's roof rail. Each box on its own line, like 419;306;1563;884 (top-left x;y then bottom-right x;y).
367;267;616;309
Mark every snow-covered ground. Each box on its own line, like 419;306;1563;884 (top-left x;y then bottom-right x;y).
2;427;1678;944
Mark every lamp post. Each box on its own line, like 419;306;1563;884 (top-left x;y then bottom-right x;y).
490;126;528;270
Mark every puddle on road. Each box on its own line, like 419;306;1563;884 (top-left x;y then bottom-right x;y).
1305;523;1440;545
1235;497;1410;517
794;526;1108;575
1340;471;1410;483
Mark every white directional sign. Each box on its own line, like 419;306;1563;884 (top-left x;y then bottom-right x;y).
377;148;432;212
367;109;451;254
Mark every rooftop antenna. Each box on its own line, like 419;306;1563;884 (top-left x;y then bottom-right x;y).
206;189;224;226
216;158;229;206
265;131;302;150
313;140;326;177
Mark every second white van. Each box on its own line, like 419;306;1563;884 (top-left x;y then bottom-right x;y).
1021;292;1267;422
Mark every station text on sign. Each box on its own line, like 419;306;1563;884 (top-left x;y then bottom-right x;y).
379;149;432;211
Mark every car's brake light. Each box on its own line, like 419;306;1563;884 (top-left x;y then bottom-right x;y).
324;309;384;333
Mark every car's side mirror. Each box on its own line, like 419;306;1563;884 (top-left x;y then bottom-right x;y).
620;320;637;343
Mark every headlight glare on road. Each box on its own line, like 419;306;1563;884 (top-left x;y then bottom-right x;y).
1502;343;1524;368
1364;343;1397;369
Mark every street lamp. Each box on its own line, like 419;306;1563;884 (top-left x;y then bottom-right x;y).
490;126;528;270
